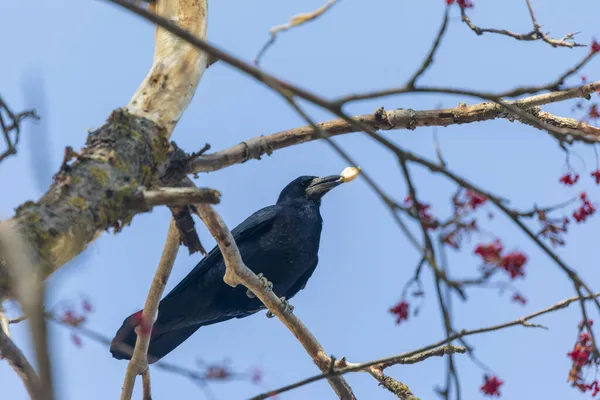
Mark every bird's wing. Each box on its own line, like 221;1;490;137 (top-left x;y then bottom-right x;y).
155;205;281;325
171;204;279;291
285;256;319;299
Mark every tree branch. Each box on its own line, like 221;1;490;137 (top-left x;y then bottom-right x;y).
189;81;600;174
143;187;220;207
120;219;180;400
0;309;42;400
460;4;584;48
251;345;465;400
253;293;599;397
125;0;209;135
194;204;356;400
0;0;210;299
0;96;39;163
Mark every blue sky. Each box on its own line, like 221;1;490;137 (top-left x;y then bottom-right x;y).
1;0;600;399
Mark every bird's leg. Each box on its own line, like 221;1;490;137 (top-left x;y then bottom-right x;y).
246;273;273;298
266;297;294;318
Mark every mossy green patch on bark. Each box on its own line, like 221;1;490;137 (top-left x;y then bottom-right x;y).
89;167;109;186
67;197;88;211
2;109;178;292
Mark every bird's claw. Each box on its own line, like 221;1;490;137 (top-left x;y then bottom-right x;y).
246;273;273;298
266;296;294;318
258;273;274;290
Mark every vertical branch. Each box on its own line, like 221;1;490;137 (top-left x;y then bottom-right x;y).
125;0;209;136
120;219;180;400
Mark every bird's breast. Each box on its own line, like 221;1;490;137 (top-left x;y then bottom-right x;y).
252;203;322;288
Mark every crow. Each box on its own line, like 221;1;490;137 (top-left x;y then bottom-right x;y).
110;174;349;362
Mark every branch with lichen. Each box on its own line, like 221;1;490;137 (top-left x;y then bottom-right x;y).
0;0;211;298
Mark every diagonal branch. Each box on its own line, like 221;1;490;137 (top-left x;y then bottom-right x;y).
120;219;180;400
0;312;42;399
255;0;341;65
195;204;357;400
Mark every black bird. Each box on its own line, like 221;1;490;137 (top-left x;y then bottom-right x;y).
110;174;347;363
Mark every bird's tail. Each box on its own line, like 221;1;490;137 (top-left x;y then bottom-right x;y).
110;313;202;363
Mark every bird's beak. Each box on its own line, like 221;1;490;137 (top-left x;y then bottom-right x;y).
306;175;343;200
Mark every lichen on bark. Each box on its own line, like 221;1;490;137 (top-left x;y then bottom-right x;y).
1;109;178;295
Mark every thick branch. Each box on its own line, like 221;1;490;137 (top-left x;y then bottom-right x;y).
0;0;210;298
125;0;209;135
195;204;356;400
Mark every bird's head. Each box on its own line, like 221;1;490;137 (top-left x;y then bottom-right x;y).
277;175;344;204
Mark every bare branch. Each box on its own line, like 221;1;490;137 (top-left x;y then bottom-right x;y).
255;0;341;65
189;81;600;174
366;367;417;400
251;345;465;400
120;219;180;400
143;187;221;207
141;369;152;400
0;96;39;163
460;4;585;48
0;320;42;399
195;204;356;399
125;0;209;135
407;8;450;88
254;293;599;397
395;147;599;308
336;61;598;109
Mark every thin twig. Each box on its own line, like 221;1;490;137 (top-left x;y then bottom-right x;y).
253;293;599;397
407;7;450;88
0;96;39;163
255;0;340;65
250;345;465;400
460;4;584;48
